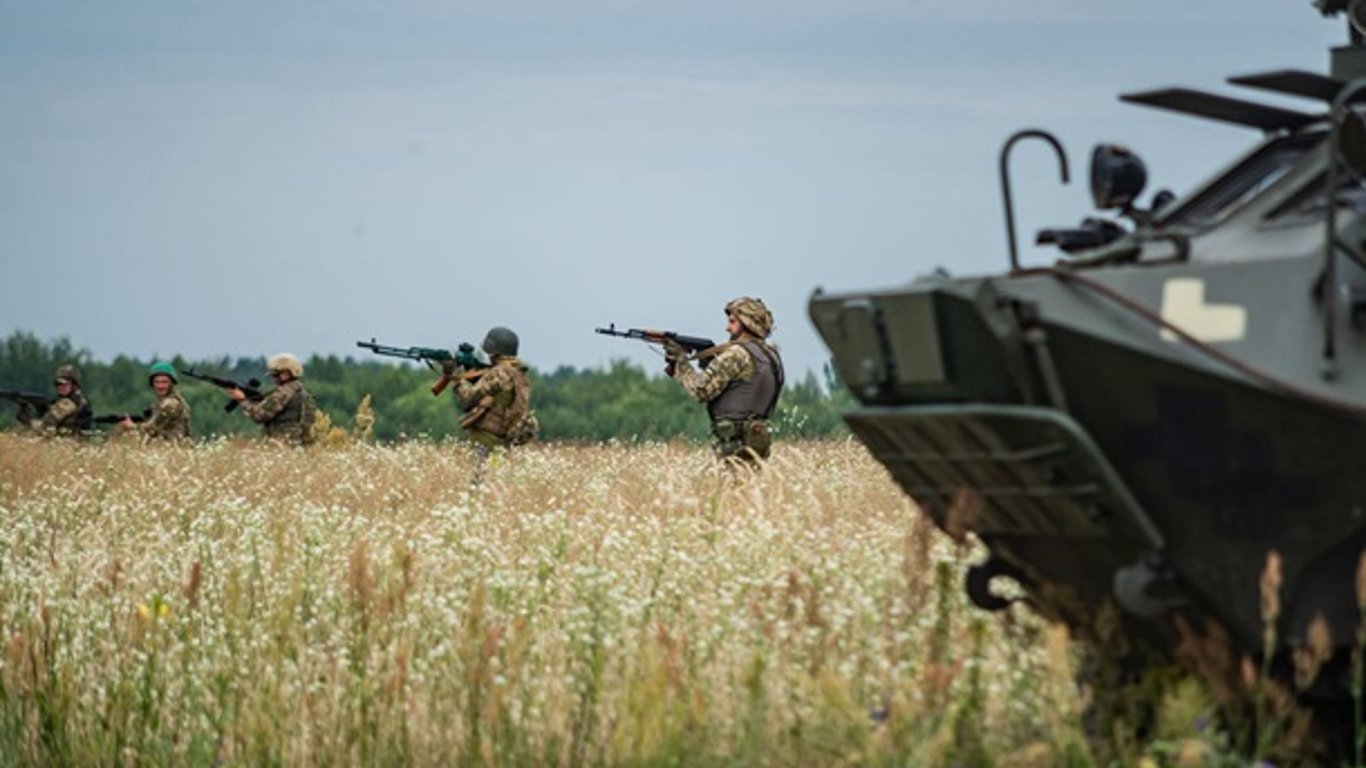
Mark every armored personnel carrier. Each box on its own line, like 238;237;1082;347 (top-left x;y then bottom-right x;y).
809;0;1366;748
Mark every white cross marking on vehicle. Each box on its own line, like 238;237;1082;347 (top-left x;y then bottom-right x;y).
1159;278;1247;343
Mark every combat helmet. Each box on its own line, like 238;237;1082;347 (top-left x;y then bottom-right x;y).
54;364;82;387
725;297;774;338
482;326;520;358
267;353;304;379
148;361;178;386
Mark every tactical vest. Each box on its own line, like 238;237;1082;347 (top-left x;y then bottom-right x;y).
707;341;784;423
464;362;533;442
264;383;318;445
64;392;93;434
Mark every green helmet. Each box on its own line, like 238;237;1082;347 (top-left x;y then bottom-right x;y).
481;326;520;358
54;364;81;386
148;361;178;385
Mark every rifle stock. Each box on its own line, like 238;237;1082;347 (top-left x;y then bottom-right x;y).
431;367;486;396
92;409;153;426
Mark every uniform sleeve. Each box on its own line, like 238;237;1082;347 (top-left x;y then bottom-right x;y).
453;366;509;410
140;396;187;434
239;385;293;423
673;345;754;403
40;397;79;430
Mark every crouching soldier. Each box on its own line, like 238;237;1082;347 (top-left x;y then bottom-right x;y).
25;364;93;436
666;297;785;464
439;326;538;452
121;362;191;441
229;353;318;446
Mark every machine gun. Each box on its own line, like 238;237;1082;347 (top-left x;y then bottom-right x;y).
179;369;265;412
1;389;53;422
595;324;717;358
356;339;491;395
92;409;153;426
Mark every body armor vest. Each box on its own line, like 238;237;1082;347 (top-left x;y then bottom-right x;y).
69;392;93;433
465;363;532;440
707;341;784;423
264;384;318;445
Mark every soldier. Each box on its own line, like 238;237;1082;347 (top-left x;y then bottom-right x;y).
121;362;191;441
439;326;538;451
228;353;318;446
666;297;785;463
26;364;93;436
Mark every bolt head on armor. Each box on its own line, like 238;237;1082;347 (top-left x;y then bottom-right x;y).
54;364;82;387
267;353;305;378
725;297;774;338
148;361;178;385
481;326;520;358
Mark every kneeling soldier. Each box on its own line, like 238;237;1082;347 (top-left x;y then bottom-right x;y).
667;297;785;463
27;364;93;436
122;362;191;441
229;353;318;446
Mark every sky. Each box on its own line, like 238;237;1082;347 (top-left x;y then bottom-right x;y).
0;1;1348;378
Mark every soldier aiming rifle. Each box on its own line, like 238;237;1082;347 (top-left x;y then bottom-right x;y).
604;300;784;464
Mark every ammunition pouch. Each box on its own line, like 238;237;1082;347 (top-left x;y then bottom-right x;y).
711;418;772;460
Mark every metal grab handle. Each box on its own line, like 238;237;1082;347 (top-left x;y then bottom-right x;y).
999;129;1070;273
1320;79;1366;379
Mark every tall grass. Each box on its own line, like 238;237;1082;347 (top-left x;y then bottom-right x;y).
0;434;1228;765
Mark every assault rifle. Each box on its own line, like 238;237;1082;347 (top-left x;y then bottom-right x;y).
179;369;265;412
356;338;490;396
1;389;52;422
92;409;153;426
595;324;716;356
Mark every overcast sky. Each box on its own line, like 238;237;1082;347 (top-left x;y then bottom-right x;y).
0;1;1346;377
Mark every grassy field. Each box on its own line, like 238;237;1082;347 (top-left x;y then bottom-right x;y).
0;435;1192;766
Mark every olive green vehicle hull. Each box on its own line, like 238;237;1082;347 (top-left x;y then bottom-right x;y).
811;253;1366;700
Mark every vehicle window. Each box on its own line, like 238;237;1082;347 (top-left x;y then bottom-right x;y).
1266;165;1366;221
1161;133;1321;227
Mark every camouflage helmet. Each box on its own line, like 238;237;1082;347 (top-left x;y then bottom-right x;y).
481;326;520;358
148;361;177;385
54;364;82;386
725;297;774;338
267;353;304;378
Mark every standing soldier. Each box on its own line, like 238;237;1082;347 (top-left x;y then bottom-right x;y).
26;364;93;436
121;362;191;441
228;353;318;446
666;297;785;464
439;326;538;452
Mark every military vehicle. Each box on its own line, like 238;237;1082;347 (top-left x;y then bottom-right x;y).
809;0;1366;753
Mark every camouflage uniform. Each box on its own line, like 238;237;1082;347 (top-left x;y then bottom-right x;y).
672;297;785;462
240;379;318;446
33;391;92;436
454;358;537;449
28;364;92;437
135;390;192;441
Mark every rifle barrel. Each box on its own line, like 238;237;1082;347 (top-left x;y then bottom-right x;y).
357;339;454;362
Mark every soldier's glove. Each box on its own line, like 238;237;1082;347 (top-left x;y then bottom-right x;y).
439;358;459;377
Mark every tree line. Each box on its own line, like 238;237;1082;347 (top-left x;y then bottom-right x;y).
0;332;856;442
